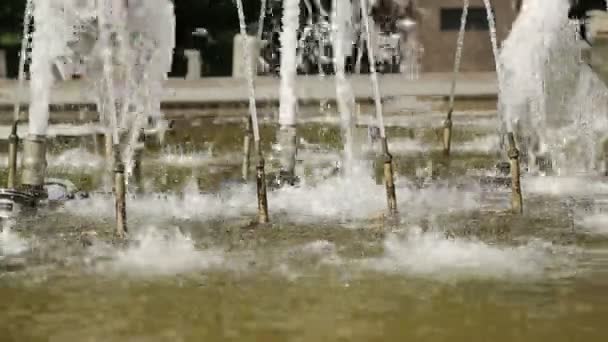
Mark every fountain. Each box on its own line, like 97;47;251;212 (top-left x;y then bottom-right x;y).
236;0;270;224
5;2;608;339
500;0;608;176
276;0;300;186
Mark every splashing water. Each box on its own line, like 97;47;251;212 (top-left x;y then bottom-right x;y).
500;0;608;174
92;226;226;276
333;0;357;177
0;222;28;259
364;228;578;281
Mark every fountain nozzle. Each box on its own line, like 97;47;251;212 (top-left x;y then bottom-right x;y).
507;133;524;215
381;137;398;217
20;135;47;198
7;121;20;189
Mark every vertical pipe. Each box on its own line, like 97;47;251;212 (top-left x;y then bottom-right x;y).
382;138;398;216
360;0;397;216
507;133;523;214
7;121;19;189
132;129;145;194
257;0;267;42
256;143;269;224
242;117;253;181
113;147;128;238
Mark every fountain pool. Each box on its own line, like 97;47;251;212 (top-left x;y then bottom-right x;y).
2;0;608;341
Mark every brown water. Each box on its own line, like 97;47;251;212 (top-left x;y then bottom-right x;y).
1;117;608;341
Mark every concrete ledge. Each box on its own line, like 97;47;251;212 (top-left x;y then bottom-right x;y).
0;72;498;111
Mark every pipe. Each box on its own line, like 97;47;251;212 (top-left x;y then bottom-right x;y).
443;111;453;157
132;129;145;194
507;133;523;214
7;121;20;189
21;135;47;198
381;137;398;216
113;147;128;238
242;117;253;181
255;143;269;224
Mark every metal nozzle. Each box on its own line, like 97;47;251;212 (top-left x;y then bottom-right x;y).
21;135;47;198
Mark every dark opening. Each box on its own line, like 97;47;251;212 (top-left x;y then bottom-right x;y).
440;7;491;31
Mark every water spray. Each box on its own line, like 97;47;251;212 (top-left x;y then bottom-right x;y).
444;0;470;156
236;0;269;224
360;0;397;216
277;0;300;185
21;0;57;199
507;133;524;214
13;0;33;123
7;121;20;189
98;0;128;237
333;0;357;178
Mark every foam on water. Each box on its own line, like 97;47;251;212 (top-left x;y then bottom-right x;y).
91;226;227;276
0;226;28;259
63;167;479;223
364;228;576;281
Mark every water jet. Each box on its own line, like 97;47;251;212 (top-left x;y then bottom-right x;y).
236;0;270;224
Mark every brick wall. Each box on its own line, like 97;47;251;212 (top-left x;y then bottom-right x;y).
416;0;518;72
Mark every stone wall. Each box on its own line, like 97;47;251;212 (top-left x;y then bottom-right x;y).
416;0;518;72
